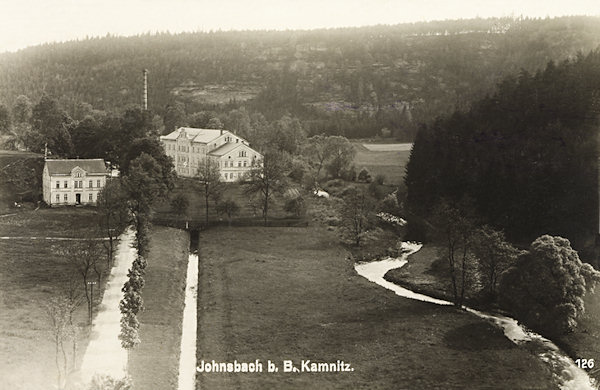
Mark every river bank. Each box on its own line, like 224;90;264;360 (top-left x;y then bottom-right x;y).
384;243;600;387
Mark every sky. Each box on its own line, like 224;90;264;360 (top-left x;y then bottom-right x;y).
1;0;599;53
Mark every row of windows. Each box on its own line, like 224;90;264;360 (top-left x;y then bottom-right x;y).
55;193;95;202
223;172;242;180
55;180;102;189
222;160;248;168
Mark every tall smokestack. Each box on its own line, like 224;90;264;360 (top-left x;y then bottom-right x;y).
143;69;148;110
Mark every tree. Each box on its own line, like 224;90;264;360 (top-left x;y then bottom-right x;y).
170;193;189;217
195;157;224;224
431;200;477;307
12;95;32;124
303;135;329;183
29;94;74;156
216;199;240;226
97;179;128;268
120;137;175;193
324;136;356;178
206;117;224;129
340;187;376;246
471;226;520;298
163;102;187;133
60;239;104;322
0;103;11;133
244;151;289;226
46;296;77;389
499;235;600;336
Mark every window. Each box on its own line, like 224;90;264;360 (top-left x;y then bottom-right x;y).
89;193;93;202
243;161;247;167
238;161;241;167
89;180;93;188
55;182;59;189
97;180;101;188
74;181;77;189
64;194;68;202
56;194;60;203
64;180;68;188
80;180;83;188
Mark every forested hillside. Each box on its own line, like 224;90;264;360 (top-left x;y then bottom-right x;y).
405;49;600;254
1;16;600;139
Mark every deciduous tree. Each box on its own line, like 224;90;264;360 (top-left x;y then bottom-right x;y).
499;235;600;336
244;151;289;226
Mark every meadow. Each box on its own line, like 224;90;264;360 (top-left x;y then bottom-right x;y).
195;225;555;389
352;142;411;185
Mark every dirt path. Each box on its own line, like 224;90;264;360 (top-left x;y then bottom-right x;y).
78;228;135;384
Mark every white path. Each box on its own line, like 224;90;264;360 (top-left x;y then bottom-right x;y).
178;253;199;390
79;228;136;383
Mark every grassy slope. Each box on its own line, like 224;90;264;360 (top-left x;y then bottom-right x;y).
196;226;555;389
0;208;108;389
128;225;189;390
352;142;411;186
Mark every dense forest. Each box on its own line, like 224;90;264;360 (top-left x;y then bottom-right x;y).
1;16;600;139
404;49;600;255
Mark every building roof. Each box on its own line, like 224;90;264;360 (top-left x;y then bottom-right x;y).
45;159;107;175
160;127;234;144
208;142;243;157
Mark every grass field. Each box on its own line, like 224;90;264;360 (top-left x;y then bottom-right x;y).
387;244;600;385
0;208;109;390
128;225;190;389
195;226;555;389
352;142;411;185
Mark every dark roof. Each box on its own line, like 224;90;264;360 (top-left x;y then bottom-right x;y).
45;159;107;175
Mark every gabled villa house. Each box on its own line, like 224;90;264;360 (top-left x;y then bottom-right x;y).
160;127;263;182
42;159;109;206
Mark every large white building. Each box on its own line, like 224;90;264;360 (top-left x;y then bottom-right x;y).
42;159;109;206
160;127;263;182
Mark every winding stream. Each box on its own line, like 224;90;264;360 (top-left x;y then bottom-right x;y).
355;242;597;390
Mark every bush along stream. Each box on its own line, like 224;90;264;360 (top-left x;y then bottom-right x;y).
354;243;597;390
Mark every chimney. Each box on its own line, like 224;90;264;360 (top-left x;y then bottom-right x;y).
142;69;148;110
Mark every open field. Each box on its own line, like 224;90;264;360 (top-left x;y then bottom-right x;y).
128;226;190;389
361;143;413;152
196;225;555;389
353;142;411;185
0;208;109;389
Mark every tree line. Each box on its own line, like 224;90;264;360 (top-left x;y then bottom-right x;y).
404;49;600;255
2;16;600;140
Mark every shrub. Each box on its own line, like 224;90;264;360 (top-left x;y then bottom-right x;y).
284;196;306;217
375;174;386;185
170;193;189;217
368;181;386;200
340;165;357;182
358;168;371;182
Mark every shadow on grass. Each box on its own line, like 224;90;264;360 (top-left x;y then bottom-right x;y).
443;321;516;351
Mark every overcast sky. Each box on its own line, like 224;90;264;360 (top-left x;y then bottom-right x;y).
1;0;599;53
